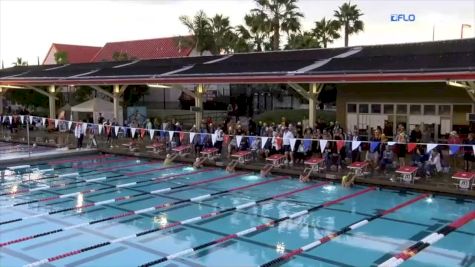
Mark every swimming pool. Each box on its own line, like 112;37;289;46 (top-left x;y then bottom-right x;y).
0;142;56;160
0;153;474;267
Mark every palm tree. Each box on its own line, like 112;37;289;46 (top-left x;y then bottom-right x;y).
54;51;69;64
12;57;28;66
237;12;271;52
334;1;364;47
209;14;235;54
232;25;253;52
112;51;129;61
179;10;213;55
285;31;320;50
313;17;341;48
252;0;303;50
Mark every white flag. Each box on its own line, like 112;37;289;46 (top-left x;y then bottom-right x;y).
68;121;73;130
114;126;119;136
236;135;243;148
426;143;438;153
190;132;196;143
261;137;269;149
289;138;297;151
41;118;46;126
352;141;362;151
82;123;88;133
20;115;24;124
211;133;217;145
388;141;396;146
98;124;103;135
131;128;136;138
8;116;12;124
169;131;174;141
149;129;155;140
54;119;59;128
319;140;328;153
29;116;33;124
1;116;5;123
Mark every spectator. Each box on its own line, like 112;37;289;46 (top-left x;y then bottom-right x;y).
448;131;461;170
395;125;408;166
410;125;422;142
282;127;294;165
379;145;395;172
463;133;475;171
425;149;442;176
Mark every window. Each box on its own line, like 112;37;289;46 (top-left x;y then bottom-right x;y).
371;104;381;114
424;105;436;115
383;104;394;114
397;104;407;114
410;105;421;115
347;104;357;113
438;105;451;116
359;104;369;114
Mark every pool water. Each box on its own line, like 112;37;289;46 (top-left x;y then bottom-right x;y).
0;142;56;160
0;153;474;267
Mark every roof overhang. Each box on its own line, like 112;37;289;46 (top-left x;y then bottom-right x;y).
0;71;474;86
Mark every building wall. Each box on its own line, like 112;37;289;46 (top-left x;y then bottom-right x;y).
336;82;473;132
43;46;58;65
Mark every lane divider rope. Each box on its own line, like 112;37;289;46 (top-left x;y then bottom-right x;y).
259;193;430;267
0;168;213;225
1;175;304;247
22;177;326;267
377;210;475;267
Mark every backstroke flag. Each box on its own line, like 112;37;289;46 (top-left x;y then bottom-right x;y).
261;137;269;149
352;140;361;151
319;140;328;153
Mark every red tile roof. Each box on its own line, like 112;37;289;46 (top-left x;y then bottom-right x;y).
90;36;193;62
43;44;101;64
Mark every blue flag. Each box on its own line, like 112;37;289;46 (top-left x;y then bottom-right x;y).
370;141;380;153
159;130;165;138
200;133;206;144
449;145;460;155
248;136;256;146
303;140;312;152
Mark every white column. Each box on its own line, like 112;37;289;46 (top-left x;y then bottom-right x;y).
48;85;56;119
195;84;205;127
113;85;120;122
308;83;321;128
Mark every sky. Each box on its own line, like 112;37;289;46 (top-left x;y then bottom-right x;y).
0;0;474;67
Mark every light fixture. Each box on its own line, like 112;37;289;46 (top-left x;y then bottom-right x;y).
0;87;2;93
49;86;56;93
147;84;171;89
114;86;120;93
447;81;470;89
2;85;25;89
312;84;317;94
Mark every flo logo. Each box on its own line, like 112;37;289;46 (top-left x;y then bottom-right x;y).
391;14;416;22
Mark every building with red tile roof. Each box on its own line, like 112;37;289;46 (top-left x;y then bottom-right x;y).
43;36;195;65
43;43;102;65
91;36;194;62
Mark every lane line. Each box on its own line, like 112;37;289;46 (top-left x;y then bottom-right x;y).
21;178;326;267
0;168;213;225
137;187;376;267
1;176;305;247
259;193;430;267
378;210;475;267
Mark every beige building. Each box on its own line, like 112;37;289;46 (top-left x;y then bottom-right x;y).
336;82;473;140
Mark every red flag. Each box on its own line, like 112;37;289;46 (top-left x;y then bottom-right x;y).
224;135;230;145
105;126;111;135
140;128;146;139
336;140;345;152
179;132;186;142
407;143;417;153
48;118;54;126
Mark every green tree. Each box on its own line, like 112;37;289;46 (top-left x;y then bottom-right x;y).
54;51;69;64
123;85;149;107
179;10;213;55
209;14;236;54
285;31;320;49
12;57;28;66
334;2;364;47
112;51;129;61
7;90;48;109
313;17;341;48
251;0;303;50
